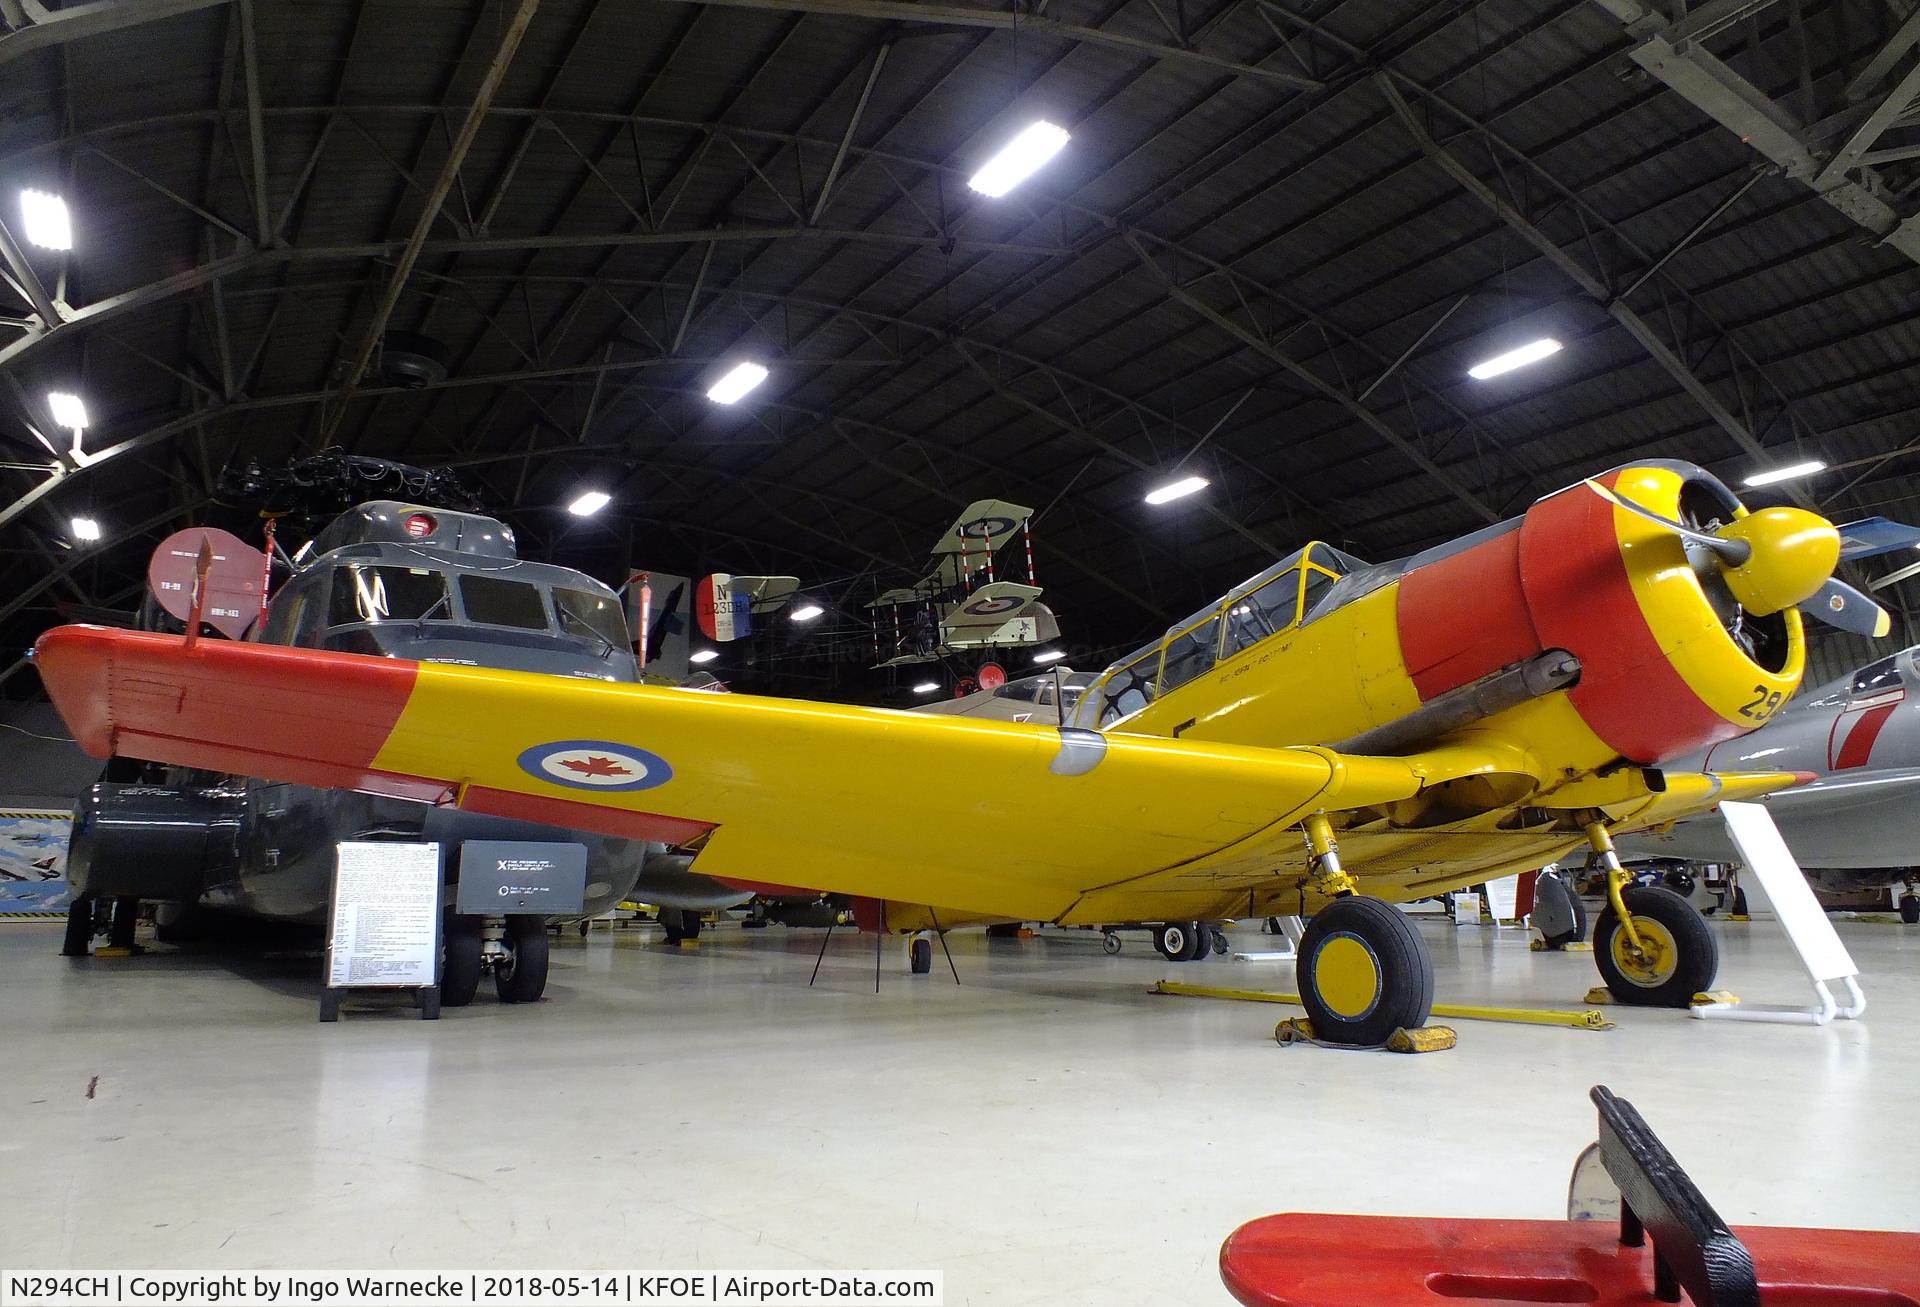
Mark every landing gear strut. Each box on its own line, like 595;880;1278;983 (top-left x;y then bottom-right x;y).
1586;822;1716;1007
1290;810;1437;1045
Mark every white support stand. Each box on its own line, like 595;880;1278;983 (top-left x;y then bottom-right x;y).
1693;801;1866;1026
1485;875;1520;930
1234;915;1300;962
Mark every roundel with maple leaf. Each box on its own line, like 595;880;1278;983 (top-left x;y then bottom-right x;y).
516;740;674;793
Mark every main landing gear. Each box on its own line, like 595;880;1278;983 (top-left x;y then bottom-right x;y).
1585;823;1716;1007
440;911;550;1006
1290;812;1436;1046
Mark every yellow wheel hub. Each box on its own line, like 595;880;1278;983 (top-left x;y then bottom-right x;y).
1610;917;1678;987
1314;933;1382;1018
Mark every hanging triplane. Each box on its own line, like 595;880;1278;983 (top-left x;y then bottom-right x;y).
868;498;1059;666
34;461;1893;1043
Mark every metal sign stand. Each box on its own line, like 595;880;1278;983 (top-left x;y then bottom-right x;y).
320;841;444;1022
1694;801;1866;1026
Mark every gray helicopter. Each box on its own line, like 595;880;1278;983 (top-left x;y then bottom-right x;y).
59;498;772;1004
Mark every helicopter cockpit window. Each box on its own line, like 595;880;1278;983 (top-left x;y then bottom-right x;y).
458;574;549;631
327;565;449;626
553;586;628;649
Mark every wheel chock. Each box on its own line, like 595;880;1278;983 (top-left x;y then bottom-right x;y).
1690;990;1740;1007
1273;1018;1458;1053
1273;1017;1315;1045
1585;986;1613;1005
1530;940;1593;952
1386;1026;1457;1054
93;946;138;958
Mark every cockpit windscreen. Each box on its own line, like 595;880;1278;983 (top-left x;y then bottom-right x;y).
328;565;449;625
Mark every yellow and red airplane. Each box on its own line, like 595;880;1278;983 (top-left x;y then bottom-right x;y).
32;459;1885;1044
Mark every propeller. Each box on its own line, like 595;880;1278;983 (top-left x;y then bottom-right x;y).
1582;479;1890;638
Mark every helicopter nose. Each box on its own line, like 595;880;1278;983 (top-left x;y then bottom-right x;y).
1716;507;1840;616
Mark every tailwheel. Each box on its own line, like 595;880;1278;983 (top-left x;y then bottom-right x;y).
441;911;484;1007
1594;886;1717;1007
1295;897;1435;1046
494;914;550;1003
1900;895;1919;926
908;936;932;974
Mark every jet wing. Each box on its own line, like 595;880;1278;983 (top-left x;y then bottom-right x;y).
34;627;1428;922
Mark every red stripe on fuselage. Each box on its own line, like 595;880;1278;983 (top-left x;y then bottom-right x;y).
1517;476;1737;764
1395;527;1540;700
33;626;418;777
461;785;713;845
1833;701;1899;770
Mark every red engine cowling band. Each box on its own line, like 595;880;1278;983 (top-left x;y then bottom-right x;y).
1395;466;1784;765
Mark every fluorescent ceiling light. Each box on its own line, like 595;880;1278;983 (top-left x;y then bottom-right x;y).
46;391;87;430
689;649;719;664
968;121;1070;197
1467;337;1562;380
20;190;71;251
1742;460;1827;488
789;604;824;622
707;361;769;405
1145;474;1208;505
567;489;611;516
912;681;940;694
1033;649;1066;663
70;516;101;542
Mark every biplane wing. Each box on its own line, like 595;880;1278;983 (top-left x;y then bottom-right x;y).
32;627;1798;924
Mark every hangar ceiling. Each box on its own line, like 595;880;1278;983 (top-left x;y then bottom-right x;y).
3;0;1920;693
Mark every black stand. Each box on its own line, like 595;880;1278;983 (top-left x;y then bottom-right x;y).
319;983;440;1021
1590;1084;1758;1306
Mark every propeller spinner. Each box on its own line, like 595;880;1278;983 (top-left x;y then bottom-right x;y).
1583;479;1891;639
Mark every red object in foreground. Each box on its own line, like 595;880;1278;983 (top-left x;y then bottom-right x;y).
1220;1213;1920;1307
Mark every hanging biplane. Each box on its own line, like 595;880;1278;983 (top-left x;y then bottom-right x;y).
868;498;1060;666
32;460;1887;1043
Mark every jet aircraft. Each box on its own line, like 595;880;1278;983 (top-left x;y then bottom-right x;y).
1621;645;1920;921
33;461;1884;1043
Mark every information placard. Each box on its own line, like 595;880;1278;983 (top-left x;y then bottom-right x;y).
325;842;441;989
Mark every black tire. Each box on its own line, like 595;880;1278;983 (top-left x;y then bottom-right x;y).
661;907;702;943
1182;922;1212;961
441;911;484;1007
107;897;139;950
1101;931;1122;955
494;915;549;1003
1153;921;1196;960
909;937;932;974
1901;895;1920;925
1731;886;1749;916
1593;886;1717;1008
61;894;93;957
1210;929;1230;956
1295;897;1435;1046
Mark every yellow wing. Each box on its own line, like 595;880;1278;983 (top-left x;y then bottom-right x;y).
34;629;1800;925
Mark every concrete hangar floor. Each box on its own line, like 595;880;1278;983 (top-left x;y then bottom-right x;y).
3;915;1916;1302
